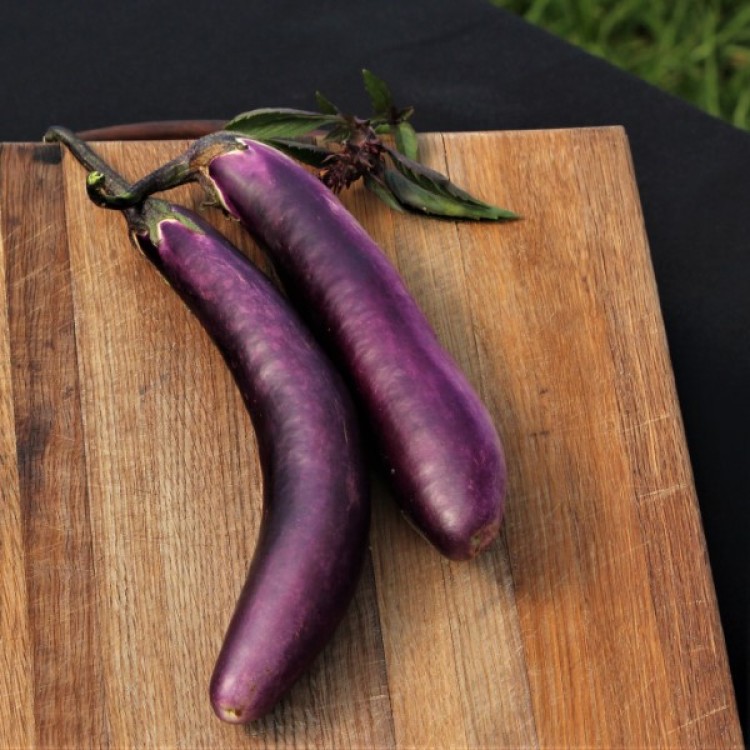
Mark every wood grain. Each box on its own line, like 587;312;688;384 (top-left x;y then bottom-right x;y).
0;148;35;750
0;130;743;748
1;144;106;749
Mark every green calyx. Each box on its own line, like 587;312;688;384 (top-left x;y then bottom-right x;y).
137;199;205;243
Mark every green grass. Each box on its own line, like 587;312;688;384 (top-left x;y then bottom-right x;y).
491;0;750;130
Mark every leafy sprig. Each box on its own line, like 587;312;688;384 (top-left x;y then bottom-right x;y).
223;70;517;222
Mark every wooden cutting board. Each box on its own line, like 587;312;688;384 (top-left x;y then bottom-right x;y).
0;130;743;748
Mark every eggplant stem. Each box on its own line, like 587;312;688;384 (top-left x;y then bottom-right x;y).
84;152;195;209
42;126;182;236
43;124;225;211
44;126;131;194
84;132;246;209
43;126;147;220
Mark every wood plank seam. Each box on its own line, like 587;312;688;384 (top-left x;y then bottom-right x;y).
439;132;542;749
4;143;110;748
59;144;114;749
0;142;38;750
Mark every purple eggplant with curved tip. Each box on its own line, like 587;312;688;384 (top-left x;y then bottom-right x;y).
210;140;507;560
130;204;370;723
106;133;507;560
44;127;369;724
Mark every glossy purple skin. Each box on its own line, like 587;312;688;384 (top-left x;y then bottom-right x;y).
134;204;369;723
206;137;506;560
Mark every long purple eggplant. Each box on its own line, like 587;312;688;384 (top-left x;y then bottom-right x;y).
44;128;370;723
97;133;507;560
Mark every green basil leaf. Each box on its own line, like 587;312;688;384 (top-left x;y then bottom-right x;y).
394;122;419;161
262;138;333;169
362;69;393;116
224;108;340;140
395;105;415;123
385;147;518;219
315;91;340;115
383;167;518;221
364;173;405;213
323;122;356;143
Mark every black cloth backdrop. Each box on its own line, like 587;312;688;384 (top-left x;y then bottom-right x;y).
2;0;747;732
